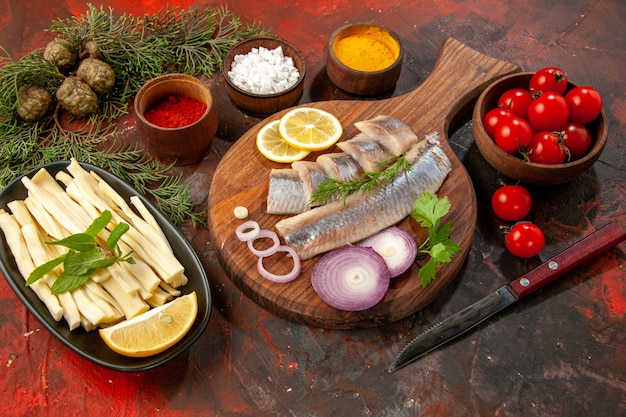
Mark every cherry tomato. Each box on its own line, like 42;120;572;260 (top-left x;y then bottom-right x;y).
504;222;545;258
528;131;568;164
491;185;532;221
494;116;533;154
527;92;570;131
529;67;568;95
482;107;513;140
561;122;591;160
498;88;533;119
565;86;602;124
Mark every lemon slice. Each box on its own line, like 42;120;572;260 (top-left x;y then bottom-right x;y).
99;292;198;357
256;120;311;163
278;107;343;151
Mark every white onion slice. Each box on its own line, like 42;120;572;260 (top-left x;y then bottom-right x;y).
257;245;301;283
311;246;390;311
357;226;417;278
235;220;260;242
247;229;280;257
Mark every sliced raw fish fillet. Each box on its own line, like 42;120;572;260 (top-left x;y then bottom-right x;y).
354;115;419;155
266;169;309;215
275;134;451;260
291;161;329;207
316;152;363;181
336;133;394;172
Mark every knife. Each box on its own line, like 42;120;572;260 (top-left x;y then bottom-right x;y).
389;221;626;373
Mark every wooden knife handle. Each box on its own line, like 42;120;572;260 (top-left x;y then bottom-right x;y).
508;222;626;299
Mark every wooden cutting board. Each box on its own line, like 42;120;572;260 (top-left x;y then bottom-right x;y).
207;38;519;329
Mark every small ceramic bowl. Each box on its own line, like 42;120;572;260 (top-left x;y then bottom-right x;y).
222;36;305;116
326;23;403;96
134;73;218;165
473;72;608;185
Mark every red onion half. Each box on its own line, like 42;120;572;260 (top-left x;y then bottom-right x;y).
357;226;417;278
311;246;390;311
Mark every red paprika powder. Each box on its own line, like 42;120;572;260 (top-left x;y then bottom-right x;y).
144;94;207;128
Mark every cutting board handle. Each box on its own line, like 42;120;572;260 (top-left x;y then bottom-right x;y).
393;38;520;135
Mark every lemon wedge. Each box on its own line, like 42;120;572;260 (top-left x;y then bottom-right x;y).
278;107;343;151
256;119;311;163
99;292;198;357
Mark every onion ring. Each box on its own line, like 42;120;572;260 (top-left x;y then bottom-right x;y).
257;245;301;283
247;229;280;257
235;220;260;242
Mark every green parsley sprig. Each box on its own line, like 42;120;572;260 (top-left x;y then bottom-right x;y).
411;192;460;288
26;210;135;294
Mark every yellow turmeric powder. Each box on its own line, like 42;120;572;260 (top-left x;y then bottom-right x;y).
333;27;400;72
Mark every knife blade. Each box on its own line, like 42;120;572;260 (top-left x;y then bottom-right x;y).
389;221;626;373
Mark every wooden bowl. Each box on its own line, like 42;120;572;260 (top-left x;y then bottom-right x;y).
326;23;403;95
134;73;218;165
222;36;305;116
473;72;608;185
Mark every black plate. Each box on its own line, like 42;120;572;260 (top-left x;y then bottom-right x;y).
0;161;211;372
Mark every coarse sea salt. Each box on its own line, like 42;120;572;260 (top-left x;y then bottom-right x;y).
228;46;300;95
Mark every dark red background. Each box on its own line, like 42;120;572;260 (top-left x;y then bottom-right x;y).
1;1;624;416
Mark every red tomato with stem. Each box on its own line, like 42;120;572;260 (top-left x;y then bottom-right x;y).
505;222;545;258
491;185;532;221
527;92;570;131
494;116;533;154
498;88;533;119
528;131;568;164
561;122;592;160
482;107;513;140
565;86;602;124
529;67;568;94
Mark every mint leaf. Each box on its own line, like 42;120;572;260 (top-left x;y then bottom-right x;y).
51;272;91;294
84;210;112;237
62;250;106;276
46;233;96;252
26;256;66;286
107;222;129;254
26;210;134;294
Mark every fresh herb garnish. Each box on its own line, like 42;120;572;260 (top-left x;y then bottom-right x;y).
411;192;460;288
309;154;411;205
26;210;135;294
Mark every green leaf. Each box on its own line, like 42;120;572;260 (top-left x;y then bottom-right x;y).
26;256;66;286
411;192;450;228
62;250;106;276
88;257;118;270
46;233;96;251
51;272;91;294
84;210;112;237
418;259;437;288
107;222;129;253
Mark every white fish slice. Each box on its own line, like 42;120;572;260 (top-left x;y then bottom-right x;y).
291;161;330;207
266;169;309;215
276;134;451;260
337;133;394;172
354;115;419;155
316;152;363;181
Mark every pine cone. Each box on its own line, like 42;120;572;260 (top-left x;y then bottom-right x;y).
76;58;116;94
43;38;78;71
16;85;53;121
56;76;99;117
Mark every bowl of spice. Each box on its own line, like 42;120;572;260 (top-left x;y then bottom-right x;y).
134;73;218;165
326;23;403;96
222;36;305;116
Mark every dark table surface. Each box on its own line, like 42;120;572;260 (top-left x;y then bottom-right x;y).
1;1;624;416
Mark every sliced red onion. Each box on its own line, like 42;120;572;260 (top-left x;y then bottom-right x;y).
311;246;390;311
247;229;280;257
357;226;417;278
257;245;301;283
235;220;260;242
